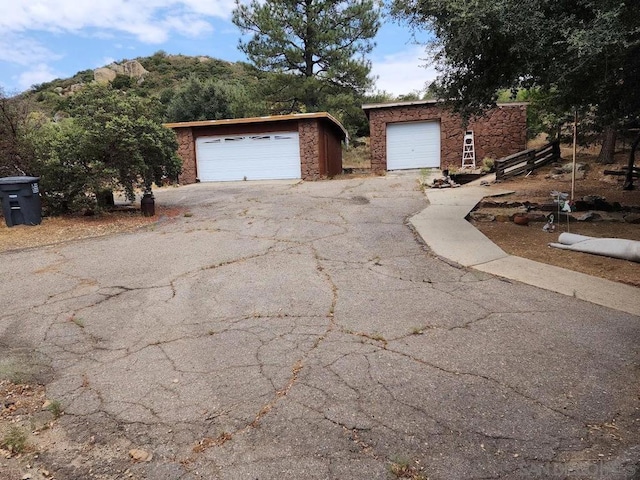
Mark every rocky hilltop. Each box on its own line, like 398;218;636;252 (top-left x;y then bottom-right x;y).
94;60;149;84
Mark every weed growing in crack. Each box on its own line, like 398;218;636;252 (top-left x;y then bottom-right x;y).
388;456;428;479
370;332;386;342
2;425;28;453
69;315;85;328
46;400;63;419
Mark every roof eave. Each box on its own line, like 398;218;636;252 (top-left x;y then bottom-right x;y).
163;112;348;140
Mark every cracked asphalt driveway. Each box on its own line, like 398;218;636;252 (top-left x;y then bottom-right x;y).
1;175;639;479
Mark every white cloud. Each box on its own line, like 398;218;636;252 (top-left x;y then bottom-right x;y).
370;46;439;97
17;63;61;90
97;57;116;68
0;35;59;66
0;1;234;45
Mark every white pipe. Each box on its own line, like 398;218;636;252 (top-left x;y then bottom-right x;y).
549;233;640;262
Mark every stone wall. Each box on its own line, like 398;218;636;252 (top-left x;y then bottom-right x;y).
175;128;196;184
367;103;527;173
298;119;322;180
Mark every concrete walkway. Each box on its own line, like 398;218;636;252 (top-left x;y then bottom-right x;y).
410;176;640;317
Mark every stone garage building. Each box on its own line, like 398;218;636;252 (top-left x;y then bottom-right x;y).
362;100;527;173
166;113;347;184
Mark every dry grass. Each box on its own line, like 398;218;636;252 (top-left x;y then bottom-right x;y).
0;206;184;253
475;149;640;286
343;139;371;169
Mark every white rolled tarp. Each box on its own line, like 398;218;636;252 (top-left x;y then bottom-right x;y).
549;233;640;262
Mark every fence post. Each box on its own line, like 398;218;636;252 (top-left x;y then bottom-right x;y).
527;150;536;172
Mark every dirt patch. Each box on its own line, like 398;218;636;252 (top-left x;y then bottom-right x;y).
0;380;58;480
472;150;640;287
0;206;184;253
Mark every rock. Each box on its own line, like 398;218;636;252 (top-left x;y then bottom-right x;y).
576;211;600;222
469;212;495;222
109;60;149;79
129;448;153;462
552;171;585;181
66;83;84;95
623;213;640;224
495;214;510;222
94;67;116;84
526;213;548;222
512;214;530;225
95;60;149;85
561;162;587;173
582;195;605;203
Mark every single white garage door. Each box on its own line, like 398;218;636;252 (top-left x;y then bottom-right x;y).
196;132;301;182
386;121;441;170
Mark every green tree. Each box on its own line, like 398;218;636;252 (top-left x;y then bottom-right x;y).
34;84;181;213
165;75;263;122
0;89;42;176
232;0;381;115
33;118;111;213
392;0;640;175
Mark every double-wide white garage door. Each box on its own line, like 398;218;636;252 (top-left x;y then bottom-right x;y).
386;121;441;170
196;132;301;182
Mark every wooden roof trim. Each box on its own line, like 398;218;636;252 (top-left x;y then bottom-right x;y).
164;112;348;140
362;99;529;110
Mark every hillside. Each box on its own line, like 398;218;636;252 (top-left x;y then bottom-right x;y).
21;51;376;136
26;51;264;115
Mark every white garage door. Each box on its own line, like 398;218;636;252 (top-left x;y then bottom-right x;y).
386;121;441;170
196;132;301;182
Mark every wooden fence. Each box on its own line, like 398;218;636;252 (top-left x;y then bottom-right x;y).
495;141;560;180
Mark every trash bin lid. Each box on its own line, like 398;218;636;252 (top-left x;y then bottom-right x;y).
0;176;40;184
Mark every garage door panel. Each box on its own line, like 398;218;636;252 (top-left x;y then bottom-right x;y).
196;133;301;182
386;121;441;170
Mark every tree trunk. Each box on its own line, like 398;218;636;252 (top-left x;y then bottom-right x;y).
623;131;640;190
596;126;617;164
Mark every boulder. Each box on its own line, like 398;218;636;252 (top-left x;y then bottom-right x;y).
109;60;149;79
94;67;116;84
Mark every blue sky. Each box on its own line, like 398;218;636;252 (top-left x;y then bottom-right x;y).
0;1;437;96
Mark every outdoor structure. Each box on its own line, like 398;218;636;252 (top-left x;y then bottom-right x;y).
362;100;527;173
165;113;347;184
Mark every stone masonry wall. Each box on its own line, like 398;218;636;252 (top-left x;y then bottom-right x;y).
298;119;321;180
368;103;527;173
175;128;196;184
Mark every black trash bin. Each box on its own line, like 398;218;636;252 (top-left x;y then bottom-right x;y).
0;176;42;227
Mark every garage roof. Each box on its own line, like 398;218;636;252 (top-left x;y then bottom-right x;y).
361;99;529;118
164;112;347;140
